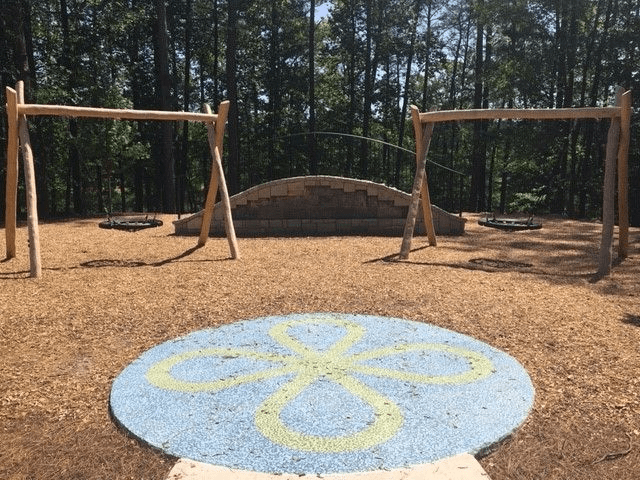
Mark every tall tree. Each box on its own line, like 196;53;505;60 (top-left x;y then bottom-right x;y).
308;0;317;174
395;0;422;183
225;0;240;193
469;0;487;212
420;0;434;111
267;0;281;179
361;0;374;178
178;0;193;215
0;0;636;223
153;0;176;212
59;0;84;214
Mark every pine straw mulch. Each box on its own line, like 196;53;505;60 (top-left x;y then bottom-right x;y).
1;213;639;480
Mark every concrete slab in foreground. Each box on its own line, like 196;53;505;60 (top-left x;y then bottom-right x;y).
166;453;490;480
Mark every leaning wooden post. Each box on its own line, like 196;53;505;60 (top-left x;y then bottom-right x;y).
399;106;436;259
5;87;19;259
212;145;239;259
198;101;229;246
597;93;622;277
16;81;42;278
198;104;222;246
415;111;437;247
199;102;239;259
616;89;632;259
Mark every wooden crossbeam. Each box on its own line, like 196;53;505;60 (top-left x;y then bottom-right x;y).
18;104;218;123
418;106;622;123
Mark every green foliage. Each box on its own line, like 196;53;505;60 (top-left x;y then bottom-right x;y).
508;187;547;214
0;0;638;220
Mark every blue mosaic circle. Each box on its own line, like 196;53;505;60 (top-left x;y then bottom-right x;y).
110;313;534;474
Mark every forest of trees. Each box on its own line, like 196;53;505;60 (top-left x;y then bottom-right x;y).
0;0;638;224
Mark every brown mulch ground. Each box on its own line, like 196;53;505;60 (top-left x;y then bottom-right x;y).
1;213;639;480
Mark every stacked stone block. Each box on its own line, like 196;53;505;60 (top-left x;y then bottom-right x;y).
173;176;465;237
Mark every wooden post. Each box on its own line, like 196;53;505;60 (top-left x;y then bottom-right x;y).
198;106;221;247
16;81;42;278
198;101;228;246
213;145;239;259
416;123;437;246
198;102;239;259
5;87;19;259
399;106;436;259
210;102;239;258
213;101;229;159
597;93;622;277
616;89;632;259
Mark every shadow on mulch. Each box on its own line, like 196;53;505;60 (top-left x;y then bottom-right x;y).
364;247;596;279
621;314;640;327
79;246;232;269
0;269;30;279
468;258;533;269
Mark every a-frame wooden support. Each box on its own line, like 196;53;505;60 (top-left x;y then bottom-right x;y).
198;101;239;259
400;91;632;277
598;88;632;276
4;80;239;278
399;106;437;259
5;82;42;277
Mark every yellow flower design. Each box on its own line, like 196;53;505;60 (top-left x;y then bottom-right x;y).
146;316;493;452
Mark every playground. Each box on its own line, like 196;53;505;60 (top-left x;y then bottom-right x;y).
1;213;639;479
1;82;637;479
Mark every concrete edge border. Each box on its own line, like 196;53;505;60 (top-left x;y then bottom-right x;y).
165;453;491;480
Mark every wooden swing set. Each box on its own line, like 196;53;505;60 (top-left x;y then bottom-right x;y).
4;81;239;278
3;79;632;279
401;88;632;277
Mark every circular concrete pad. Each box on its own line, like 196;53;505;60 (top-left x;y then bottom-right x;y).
110;313;534;475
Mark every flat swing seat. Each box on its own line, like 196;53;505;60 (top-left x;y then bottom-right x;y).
99;215;163;232
478;215;542;231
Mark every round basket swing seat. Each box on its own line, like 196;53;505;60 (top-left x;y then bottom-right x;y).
99;215;163;232
478;215;542;231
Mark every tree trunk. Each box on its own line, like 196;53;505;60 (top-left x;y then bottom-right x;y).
579;0;613;216
552;1;579;214
13;0;45;216
346;1;357;176
361;0;374;178
308;0;317;174
445;11;466;206
179;0;193;215
396;0;421;180
209;2;216;107
421;0;433;111
267;0;281;180
225;0;240;193
119;157;126;212
60;0;84;214
154;0;175;212
469;3;486;212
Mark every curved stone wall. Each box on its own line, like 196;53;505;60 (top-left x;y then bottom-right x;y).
173;176;465;237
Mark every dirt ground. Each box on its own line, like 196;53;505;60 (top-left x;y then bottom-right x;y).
1;213;639;480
